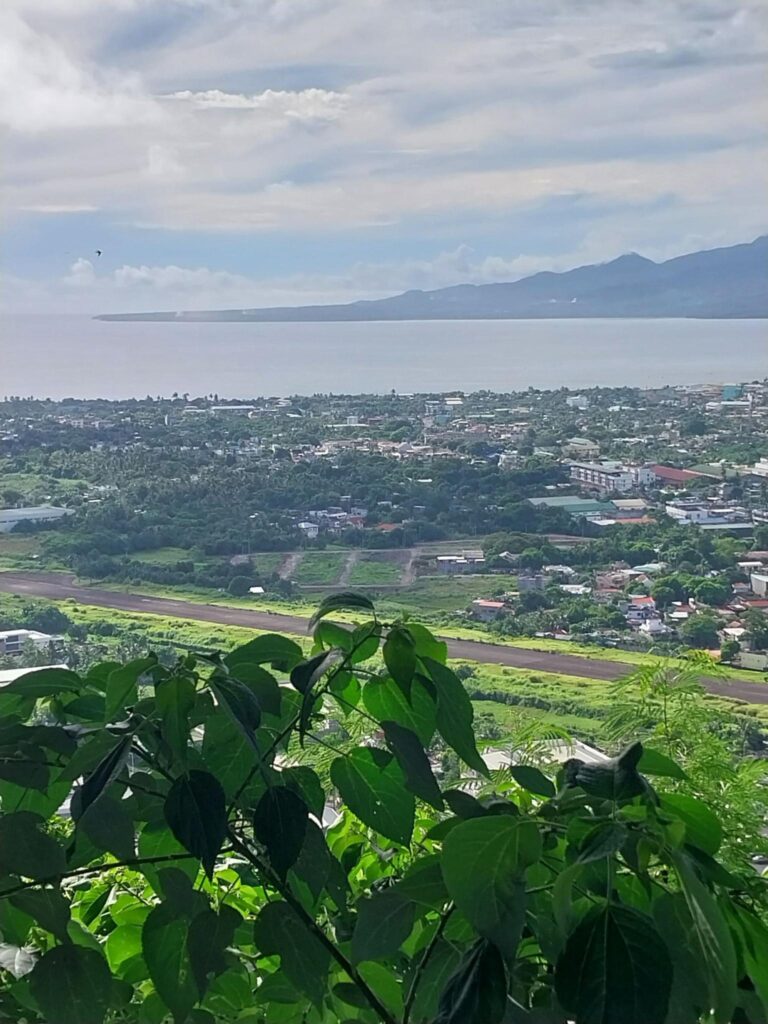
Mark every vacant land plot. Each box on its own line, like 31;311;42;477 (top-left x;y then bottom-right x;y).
291;551;347;585
131;547;198;565
377;573;519;616
0;533;44;569
348;557;404;586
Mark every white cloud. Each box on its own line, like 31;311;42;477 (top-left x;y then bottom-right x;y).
165;88;349;121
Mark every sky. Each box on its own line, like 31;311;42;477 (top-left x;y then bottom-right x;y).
2;0;767;314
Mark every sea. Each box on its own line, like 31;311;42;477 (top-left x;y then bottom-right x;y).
1;314;766;399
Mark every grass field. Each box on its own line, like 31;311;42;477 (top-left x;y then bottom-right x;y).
291;552;347;586
0;534;44;569
348;558;403;586
131;547;198;565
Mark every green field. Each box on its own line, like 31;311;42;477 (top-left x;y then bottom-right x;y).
131;547;198;565
347;558;403;586
0;533;44;569
291;551;347;585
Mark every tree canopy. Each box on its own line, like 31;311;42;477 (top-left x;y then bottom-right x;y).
0;595;766;1023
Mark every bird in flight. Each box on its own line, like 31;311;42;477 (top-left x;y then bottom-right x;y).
95;249;103;257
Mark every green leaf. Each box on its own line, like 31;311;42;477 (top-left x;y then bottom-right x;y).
253;900;330;1007
105;657;155;723
188;905;241;998
224;634;303;671
209;675;262;756
29;945;112;1024
164;770;227;880
105;923;143;973
138;822;198;893
435;939;507;1024
280;765;325;819
314;619;354;651
228;663;282;716
0;667;82;696
57;731;119;784
555;904;672;1024
253;787;308;880
290;648;344;694
291;821;331;901
442;817;541;957
349;621;381;663
309;592;376;629
507;764;556;798
394;854;449;909
331;747;414;845
404;622;447;664
383;626;416;690
0;745;49;790
362;675;436;745
660;794;722;855
444;789;485;819
78;795;136;861
78;735;132;816
351;889;415;964
201;713;256;799
637;746;687;780
423;658;487;775
0;812;66;880
156;676;196;767
410;940;461;1023
731;906;768;1017
10;888;70;942
672;853;737;1023
381;720;443;809
142;903;198;1024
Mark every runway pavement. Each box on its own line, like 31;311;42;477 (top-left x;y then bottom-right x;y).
1;572;766;704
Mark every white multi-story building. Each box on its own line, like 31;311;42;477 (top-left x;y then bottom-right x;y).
569;461;656;495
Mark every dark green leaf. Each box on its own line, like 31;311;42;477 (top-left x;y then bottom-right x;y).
10;889;70;942
381;720;443;809
351;889;415;963
394;854;449;909
731;906;768;1017
404;622;447;664
164;770;227;880
331;747;414;845
228;664;281;716
576;821;627;863
201;713;256;799
363;675;436;745
424;658;487;775
138;822;198;893
507;764;556;798
105;657;155;723
442;817;541;958
29;945;112;1024
78;795;135;861
56;731;118;784
314;619;354;651
210;675;262;756
253;900;330;1007
0;746;49;790
383;626;416;690
563;741;649;802
672;853;737;1023
188;905;241;998
253;787;308;880
0;812;66;880
280;765;325;819
78;735;132;816
142;903;197;1024
435;940;507;1024
654;893;718;1024
661;794;722;855
291;821;331;901
350;621;381;663
555;904;672;1024
0;667;82;697
290;648;344;694
309;591;376;629
637;746;687;780
224;634;303;671
156;676;196;767
444;789;485;819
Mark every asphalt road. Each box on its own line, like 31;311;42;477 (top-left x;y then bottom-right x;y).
1;571;766;704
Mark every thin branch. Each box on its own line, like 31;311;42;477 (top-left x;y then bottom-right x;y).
403;904;454;1024
0;850;209;901
227;829;399;1024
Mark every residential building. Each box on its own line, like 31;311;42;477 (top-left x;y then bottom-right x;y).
0;630;64;656
518;575;546;591
665;500;752;528
0;506;75;533
563;437;600;458
471;599;506;622
750;573;768;597
569;461;657;495
566;395;589;410
297;521;319;540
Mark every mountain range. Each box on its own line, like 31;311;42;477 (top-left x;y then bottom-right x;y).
96;235;768;322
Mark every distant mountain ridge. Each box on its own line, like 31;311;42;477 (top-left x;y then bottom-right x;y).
96;235;768;322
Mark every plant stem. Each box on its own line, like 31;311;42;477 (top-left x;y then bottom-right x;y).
403;904;454;1024
227;828;399;1024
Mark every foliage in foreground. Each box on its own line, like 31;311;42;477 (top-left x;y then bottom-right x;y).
0;593;767;1024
